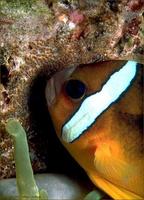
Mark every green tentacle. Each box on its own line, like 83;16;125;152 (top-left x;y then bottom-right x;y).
5;118;48;200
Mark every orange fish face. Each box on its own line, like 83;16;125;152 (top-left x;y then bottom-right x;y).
46;61;143;199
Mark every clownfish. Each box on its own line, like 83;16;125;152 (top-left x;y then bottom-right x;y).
45;61;144;199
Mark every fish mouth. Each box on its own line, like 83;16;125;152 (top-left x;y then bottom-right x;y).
62;61;137;143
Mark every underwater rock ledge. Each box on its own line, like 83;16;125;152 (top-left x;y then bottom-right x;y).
0;0;144;178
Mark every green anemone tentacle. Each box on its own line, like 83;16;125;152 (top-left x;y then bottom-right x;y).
5;118;48;200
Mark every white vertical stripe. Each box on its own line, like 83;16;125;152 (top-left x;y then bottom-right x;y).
62;61;137;143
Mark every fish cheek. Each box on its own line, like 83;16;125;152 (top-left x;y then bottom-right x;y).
63;108;115;170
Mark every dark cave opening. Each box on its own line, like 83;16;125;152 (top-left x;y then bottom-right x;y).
0;64;9;87
27;72;91;182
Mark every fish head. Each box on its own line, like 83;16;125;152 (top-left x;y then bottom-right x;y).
46;60;143;198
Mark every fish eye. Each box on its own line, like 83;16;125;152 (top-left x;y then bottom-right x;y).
65;79;86;100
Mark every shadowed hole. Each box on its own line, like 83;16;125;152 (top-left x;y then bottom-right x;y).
1;65;9;87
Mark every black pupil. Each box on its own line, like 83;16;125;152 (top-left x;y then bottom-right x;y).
65;79;86;99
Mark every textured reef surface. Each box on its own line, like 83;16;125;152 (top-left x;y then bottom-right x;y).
0;0;144;178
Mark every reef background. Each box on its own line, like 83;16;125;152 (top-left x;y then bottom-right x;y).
0;0;144;178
